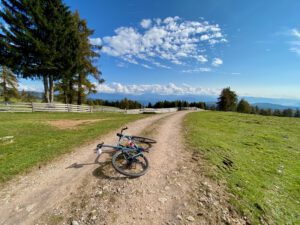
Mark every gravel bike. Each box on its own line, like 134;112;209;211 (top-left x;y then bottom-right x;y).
95;127;156;177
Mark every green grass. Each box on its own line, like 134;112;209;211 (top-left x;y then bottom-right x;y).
0;112;146;183
185;111;300;225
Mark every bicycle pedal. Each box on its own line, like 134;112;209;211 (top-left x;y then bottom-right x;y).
96;148;102;156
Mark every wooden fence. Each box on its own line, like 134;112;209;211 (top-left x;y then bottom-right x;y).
0;103;201;114
0;102;91;113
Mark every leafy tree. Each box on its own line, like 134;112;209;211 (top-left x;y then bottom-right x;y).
0;0;78;103
273;109;283;117
259;108;272;116
282;108;293;117
237;99;251;113
0;66;18;101
217;87;238;111
295;109;300;118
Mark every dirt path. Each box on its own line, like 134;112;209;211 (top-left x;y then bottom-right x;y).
0;111;246;225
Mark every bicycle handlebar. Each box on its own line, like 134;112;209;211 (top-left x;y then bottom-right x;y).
97;142;104;148
120;127;128;134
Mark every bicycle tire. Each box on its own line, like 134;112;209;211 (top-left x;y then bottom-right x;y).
112;151;149;177
131;136;157;144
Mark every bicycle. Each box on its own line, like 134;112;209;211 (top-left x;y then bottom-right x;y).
95;127;156;177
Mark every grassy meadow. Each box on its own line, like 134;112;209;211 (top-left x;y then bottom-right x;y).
185;111;300;224
0;112;146;183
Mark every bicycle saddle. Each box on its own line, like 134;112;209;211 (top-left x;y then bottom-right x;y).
117;133;123;137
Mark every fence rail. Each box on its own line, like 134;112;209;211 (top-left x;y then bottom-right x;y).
0;103;201;114
0;102;92;113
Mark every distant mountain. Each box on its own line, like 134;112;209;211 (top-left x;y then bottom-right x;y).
242;96;300;108
251;103;299;110
89;93;218;105
89;93;300;109
20;91;43;99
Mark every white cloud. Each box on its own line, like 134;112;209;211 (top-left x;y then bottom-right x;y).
89;37;102;45
141;64;152;69
289;28;300;56
182;67;211;73
100;17;226;69
291;28;300;38
290;47;300;56
95;82;220;96
152;61;171;69
140;19;152;29
212;58;223;67
19;83;43;92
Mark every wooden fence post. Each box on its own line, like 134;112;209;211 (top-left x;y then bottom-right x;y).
31;102;34;112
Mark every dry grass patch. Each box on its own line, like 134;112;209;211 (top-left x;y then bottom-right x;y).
47;119;109;129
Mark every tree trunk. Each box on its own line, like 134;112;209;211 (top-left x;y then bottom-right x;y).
77;73;83;105
2;67;8;102
68;79;73;104
42;76;50;103
63;85;68;104
3;79;8;102
49;75;54;103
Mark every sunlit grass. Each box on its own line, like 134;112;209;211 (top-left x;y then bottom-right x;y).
185;111;300;224
0;112;146;183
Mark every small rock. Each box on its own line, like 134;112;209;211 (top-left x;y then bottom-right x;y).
158;197;168;204
187;216;195;222
96;190;103;196
176;215;183;220
164;186;170;191
71;221;79;225
91;215;97;220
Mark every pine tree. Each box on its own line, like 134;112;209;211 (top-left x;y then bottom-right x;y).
0;66;18;101
217;87;238;111
0;0;77;103
295;109;300;118
237;99;251;113
54;11;103;104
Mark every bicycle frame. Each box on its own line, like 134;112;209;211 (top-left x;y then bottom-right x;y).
96;139;144;155
96;127;145;156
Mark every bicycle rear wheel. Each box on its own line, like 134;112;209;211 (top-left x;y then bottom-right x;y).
131;136;157;144
112;151;149;177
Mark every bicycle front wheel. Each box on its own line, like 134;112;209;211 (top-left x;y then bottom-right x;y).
112;151;149;177
131;136;157;144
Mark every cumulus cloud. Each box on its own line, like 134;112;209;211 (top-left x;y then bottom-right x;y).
95;82;220;96
89;37;102;45
212;58;223;67
101;17;226;69
140;19;152;29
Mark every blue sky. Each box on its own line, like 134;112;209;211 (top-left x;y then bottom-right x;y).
20;0;300;99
